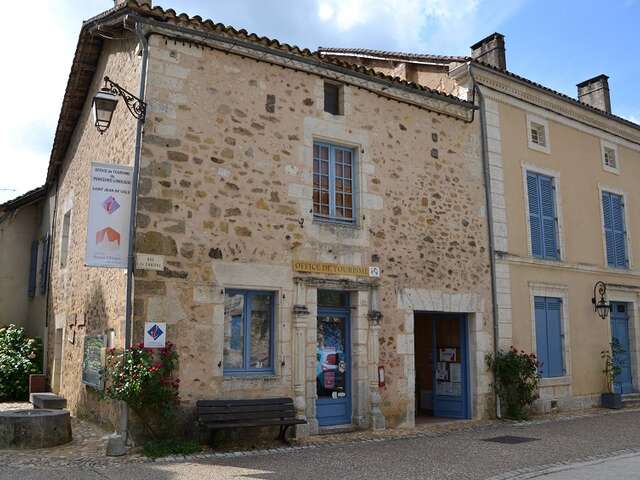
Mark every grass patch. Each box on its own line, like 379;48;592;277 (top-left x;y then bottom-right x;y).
142;439;202;458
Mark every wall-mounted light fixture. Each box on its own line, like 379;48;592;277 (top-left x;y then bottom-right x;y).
592;281;612;320
92;76;146;134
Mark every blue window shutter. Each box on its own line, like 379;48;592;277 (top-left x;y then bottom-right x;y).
539;175;559;259
545;298;564;377
603;192;628;268
40;234;50;295
527;173;543;257
534;297;549;377
28;241;38;298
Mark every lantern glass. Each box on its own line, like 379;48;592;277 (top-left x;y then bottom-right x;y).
92;90;118;133
596;302;610;320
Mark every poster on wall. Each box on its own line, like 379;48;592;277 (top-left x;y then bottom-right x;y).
85;162;133;268
82;335;106;390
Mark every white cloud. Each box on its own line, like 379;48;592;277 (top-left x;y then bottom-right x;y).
314;0;524;54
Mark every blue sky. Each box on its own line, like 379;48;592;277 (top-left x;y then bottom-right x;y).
1;0;638;203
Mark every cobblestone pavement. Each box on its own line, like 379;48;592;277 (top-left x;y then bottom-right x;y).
2;404;640;479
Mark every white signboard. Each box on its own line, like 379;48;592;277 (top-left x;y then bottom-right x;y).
144;322;166;348
368;266;381;278
85;162;133;268
136;253;165;271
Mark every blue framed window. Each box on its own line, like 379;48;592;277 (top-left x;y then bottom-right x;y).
223;290;275;375
534;296;564;378
527;171;559;260
313;142;355;224
602;191;628;269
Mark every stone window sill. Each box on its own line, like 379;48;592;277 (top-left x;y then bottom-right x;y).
540;375;571;388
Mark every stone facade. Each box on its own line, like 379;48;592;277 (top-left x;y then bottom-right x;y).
129;33;494;432
46;35;141;429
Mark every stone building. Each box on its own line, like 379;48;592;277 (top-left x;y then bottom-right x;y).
37;0;495;435
322;33;640;413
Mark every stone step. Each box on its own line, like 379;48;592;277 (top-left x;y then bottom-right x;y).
622;393;640;408
30;393;67;410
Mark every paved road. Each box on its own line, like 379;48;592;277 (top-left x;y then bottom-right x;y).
2;410;640;480
511;451;640;479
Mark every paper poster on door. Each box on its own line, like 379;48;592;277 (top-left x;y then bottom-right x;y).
85;162;133;268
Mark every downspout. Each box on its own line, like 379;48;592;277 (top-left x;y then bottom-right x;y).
119;17;149;445
468;63;502;419
43;176;60;377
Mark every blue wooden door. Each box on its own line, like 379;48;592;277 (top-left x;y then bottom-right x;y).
433;315;469;419
610;302;633;394
316;308;351;426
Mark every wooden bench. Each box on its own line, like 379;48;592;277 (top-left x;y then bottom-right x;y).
196;397;306;444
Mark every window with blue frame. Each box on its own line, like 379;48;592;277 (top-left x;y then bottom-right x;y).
223;290;275;374
534;296;564;378
602;191;628;269
313;142;355;224
526;171;559;260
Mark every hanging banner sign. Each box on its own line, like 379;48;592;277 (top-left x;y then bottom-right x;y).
85;162;133;268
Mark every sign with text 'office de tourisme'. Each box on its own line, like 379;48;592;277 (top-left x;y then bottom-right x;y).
85;162;133;268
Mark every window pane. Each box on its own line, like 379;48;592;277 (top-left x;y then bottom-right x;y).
344;180;352;193
249;295;272;369
224;294;245;369
318;290;349;307
324;83;340;115
345;195;352;208
336;193;344;207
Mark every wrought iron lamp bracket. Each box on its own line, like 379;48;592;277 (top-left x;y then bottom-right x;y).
103;76;146;121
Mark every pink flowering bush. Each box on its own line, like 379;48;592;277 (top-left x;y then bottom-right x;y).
102;342;179;438
486;346;541;420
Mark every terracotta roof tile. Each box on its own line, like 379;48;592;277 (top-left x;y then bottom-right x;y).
318;47;468;63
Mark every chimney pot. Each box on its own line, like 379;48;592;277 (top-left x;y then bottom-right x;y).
577;75;611;114
471;33;506;70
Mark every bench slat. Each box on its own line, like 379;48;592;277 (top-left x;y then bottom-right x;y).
199;411;296;422
196;398;293;408
197;404;295;414
201;419;307;429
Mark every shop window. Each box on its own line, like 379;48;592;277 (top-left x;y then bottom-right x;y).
313;142;356;224
223;290;275;375
602;190;628;268
526;171;559;260
534;296;564;378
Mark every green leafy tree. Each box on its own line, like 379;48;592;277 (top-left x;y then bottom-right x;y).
102;342;180;439
486;347;541;420
0;325;43;401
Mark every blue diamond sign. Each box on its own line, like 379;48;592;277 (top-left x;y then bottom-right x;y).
144;322;166;348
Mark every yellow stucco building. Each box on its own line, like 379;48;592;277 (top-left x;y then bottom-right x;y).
324;33;640;413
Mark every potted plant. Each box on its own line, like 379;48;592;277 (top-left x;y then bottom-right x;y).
601;339;625;409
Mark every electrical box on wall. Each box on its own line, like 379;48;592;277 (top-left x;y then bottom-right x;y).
378;366;385;388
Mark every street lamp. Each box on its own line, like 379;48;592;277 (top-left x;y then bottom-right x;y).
92;76;146;134
592;281;612;320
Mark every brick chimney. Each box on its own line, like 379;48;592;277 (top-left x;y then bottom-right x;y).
470;33;506;70
577;75;611;114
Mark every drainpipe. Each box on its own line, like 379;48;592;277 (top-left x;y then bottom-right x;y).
468;63;502;419
118;17;149;448
43;175;60;377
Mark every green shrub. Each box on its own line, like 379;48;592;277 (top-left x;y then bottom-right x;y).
102;342;180;439
0;324;43;401
486;347;540;420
